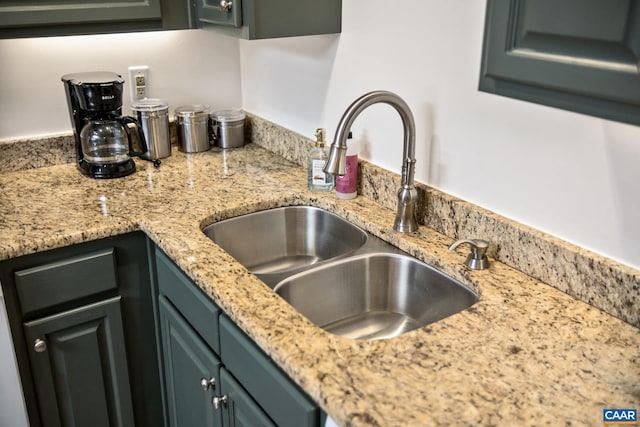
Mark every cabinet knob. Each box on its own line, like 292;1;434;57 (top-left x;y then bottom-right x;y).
200;377;216;391
219;1;232;12
34;339;47;353
212;395;228;409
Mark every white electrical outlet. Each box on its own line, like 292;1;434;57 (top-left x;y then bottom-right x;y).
128;65;149;101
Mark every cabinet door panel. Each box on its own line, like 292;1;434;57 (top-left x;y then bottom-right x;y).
479;0;640;126
198;0;342;40
0;0;192;38
219;315;319;427
23;296;134;427
0;0;161;27
220;368;275;427
197;0;242;27
159;295;222;427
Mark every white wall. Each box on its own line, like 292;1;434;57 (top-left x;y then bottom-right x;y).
239;0;640;269
0;29;242;140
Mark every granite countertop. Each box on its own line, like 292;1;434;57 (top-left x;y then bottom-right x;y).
1;145;638;426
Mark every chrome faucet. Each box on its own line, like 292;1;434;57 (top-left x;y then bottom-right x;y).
324;91;418;233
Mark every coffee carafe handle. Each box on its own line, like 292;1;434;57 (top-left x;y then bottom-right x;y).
119;116;148;158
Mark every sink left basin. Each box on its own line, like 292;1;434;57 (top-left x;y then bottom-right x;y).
203;206;368;279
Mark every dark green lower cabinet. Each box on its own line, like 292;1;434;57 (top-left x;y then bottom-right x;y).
23;297;134;427
159;293;273;427
159;295;222;427
154;247;322;427
0;232;163;427
1;235;322;427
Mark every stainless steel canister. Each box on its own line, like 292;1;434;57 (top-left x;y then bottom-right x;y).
211;109;246;149
175;105;212;153
131;98;171;161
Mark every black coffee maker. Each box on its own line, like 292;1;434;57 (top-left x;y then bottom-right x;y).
62;71;146;179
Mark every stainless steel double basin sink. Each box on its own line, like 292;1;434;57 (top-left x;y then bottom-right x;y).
203;206;478;341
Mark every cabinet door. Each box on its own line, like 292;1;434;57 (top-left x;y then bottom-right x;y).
219;368;275;427
479;0;640;126
0;0;192;38
1;233;162;427
220;315;319;427
23;296;134;427
198;0;342;39
197;0;242;27
159;295;223;427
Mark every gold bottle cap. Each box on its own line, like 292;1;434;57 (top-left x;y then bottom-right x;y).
315;128;326;147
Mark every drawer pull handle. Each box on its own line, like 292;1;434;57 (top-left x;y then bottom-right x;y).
212;395;228;409
200;377;216;391
220;1;232;12
34;339;47;353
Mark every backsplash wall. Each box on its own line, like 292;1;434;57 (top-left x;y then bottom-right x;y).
0;29;242;140
238;0;640;271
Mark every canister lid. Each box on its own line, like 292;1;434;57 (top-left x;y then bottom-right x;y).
131;98;169;112
211;109;246;123
175;104;211;117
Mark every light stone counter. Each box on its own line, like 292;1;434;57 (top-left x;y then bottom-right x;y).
1;145;638;426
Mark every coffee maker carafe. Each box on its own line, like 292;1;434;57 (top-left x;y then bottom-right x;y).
62;72;146;179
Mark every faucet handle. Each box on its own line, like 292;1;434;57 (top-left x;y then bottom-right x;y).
449;239;490;270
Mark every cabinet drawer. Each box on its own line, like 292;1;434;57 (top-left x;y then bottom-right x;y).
219;315;319;427
155;247;220;354
15;248;118;316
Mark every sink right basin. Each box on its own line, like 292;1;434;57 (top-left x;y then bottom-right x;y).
274;253;478;341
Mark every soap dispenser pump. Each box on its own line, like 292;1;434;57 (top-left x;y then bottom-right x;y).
308;128;334;192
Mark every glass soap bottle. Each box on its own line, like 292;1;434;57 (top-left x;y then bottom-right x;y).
308;128;334;192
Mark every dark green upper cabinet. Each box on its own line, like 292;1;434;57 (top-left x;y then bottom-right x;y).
0;0;194;38
196;0;342;39
479;0;640;126
0;0;340;39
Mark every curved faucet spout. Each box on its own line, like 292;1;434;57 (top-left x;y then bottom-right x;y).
324;90;418;233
